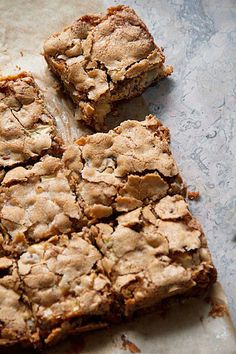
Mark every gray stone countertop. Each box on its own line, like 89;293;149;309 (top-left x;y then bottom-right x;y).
109;0;236;324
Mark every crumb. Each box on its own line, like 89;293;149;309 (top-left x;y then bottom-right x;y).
20;51;24;57
16;65;21;70
121;334;141;353
188;191;200;200
208;302;229;318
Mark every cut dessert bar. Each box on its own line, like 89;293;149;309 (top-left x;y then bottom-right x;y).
43;5;173;131
0;156;81;254
0;72;62;171
63;115;186;223
0;256;39;347
93;195;217;316
18;233;112;345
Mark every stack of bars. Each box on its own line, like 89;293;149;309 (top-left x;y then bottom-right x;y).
0;5;216;350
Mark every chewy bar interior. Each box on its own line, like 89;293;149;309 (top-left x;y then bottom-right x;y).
43;5;173;131
0;116;217;348
0;72;62;171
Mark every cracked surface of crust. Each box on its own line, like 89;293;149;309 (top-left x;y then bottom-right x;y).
93;195;216;316
18;233;111;345
43;5;173;130
0;72;62;169
63;115;186;223
0;257;39;347
0;156;81;254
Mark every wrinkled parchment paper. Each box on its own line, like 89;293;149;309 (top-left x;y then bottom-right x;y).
0;1;235;353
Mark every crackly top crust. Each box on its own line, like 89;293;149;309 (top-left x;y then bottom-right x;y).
0;257;39;346
0;72;61;168
93;195;216;315
44;5;167;95
43;6;172;130
0;156;81;252
63;115;186;223
18;233;111;343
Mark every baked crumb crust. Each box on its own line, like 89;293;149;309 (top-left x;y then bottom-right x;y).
0;72;62;170
43;5;173;130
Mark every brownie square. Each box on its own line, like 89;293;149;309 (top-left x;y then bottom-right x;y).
43;6;173;131
0;156;81;254
18;233;112;345
0;257;39;347
63;115;186;223
93;195;217;316
0;72;62;171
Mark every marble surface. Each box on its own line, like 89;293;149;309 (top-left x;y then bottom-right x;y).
108;0;236;324
0;0;235;330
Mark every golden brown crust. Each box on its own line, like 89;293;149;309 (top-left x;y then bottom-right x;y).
0;72;62;169
43;6;173;130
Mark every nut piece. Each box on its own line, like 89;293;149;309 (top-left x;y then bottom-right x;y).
44;6;173;131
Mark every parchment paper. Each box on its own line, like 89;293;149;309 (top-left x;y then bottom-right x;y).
0;1;235;353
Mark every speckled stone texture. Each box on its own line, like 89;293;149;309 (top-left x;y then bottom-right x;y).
0;0;235;334
109;0;236;324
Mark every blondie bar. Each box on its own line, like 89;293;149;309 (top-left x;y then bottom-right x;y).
44;6;173;131
18;233;112;345
0;73;61;171
93;195;217;316
63;115;186;223
0;257;39;347
0;156;81;254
